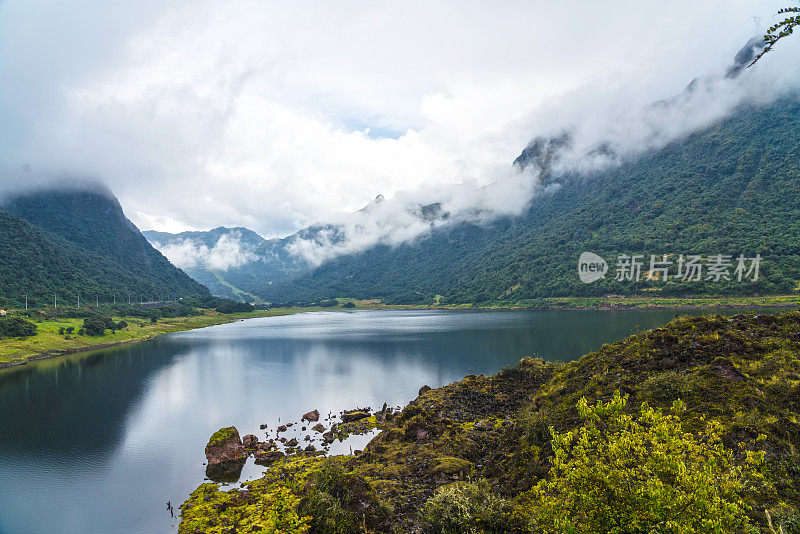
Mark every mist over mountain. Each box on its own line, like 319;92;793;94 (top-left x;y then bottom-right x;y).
198;96;800;304
0;186;208;306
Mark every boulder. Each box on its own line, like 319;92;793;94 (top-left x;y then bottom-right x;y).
418;385;432;396
242;434;259;449
312;423;326;433
302;409;320;422
204;426;246;481
342;411;370;423
254;449;285;465
286;438;299;447
277;425;287;432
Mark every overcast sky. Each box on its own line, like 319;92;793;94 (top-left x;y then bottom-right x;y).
0;0;796;238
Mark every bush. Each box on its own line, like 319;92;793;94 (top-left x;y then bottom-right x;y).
342;302;356;309
82;316;113;336
215;301;255;314
298;460;388;533
528;391;764;534
422;479;512;534
0;317;37;338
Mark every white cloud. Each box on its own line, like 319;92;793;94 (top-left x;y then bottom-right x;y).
0;0;797;250
154;232;258;271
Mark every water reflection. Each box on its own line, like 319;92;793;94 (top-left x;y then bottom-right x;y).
0;308;773;533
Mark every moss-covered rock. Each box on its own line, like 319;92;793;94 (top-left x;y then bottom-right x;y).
204;426;246;481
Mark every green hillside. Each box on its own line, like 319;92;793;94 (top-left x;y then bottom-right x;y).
252;97;800;305
0;186;208;308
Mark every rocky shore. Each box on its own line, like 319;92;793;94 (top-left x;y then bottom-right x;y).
180;311;800;533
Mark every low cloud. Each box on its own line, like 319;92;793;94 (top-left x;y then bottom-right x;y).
153;232;257;271
284;35;800;265
0;0;797;266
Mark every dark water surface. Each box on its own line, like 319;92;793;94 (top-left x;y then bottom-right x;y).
0;308;774;533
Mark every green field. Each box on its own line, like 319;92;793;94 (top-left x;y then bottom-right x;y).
0;309;295;367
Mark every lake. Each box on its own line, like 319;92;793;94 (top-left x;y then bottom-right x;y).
0;308;770;533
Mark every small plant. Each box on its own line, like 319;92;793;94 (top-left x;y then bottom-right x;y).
422;479;512;534
298;460;388;533
640;370;693;403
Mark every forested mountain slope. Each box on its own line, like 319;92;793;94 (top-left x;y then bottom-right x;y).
252;97;800;304
0;186;208;307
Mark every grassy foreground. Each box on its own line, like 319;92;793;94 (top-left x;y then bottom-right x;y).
0;309;296;368
180;309;800;533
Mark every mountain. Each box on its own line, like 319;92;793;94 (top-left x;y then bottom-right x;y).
142;226;307;301
144;227;267;251
246;96;800;304
0;185;209;307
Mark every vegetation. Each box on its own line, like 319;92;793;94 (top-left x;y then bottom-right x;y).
529;393;762;533
180;483;310;534
0;307;297;367
180;310;800;532
0;187;209;309
245;98;800;305
0;317;37;338
423;479;511;534
751;4;800;66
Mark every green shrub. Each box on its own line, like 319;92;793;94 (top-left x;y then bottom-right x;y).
0;317;37;338
298;460;388;534
82;316;110;336
342;302;355;309
422;479;512;534
528;391;764;534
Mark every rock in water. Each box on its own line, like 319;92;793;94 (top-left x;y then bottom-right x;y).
204;426;246;481
254;449;285;465
302;409;320;422
342;411;370;423
242;434;259;449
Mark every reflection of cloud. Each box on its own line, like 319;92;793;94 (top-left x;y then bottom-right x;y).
153;232;257;271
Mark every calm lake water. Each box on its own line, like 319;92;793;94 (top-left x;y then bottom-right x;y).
0;308;775;533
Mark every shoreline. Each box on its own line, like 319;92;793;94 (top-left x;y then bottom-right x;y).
3;296;798;370
0;309;299;370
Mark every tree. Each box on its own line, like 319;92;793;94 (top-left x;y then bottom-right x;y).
529;392;764;534
82;316;109;336
0;317;37;338
751;4;800;66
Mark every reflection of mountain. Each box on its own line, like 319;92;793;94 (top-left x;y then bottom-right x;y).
0;338;179;458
